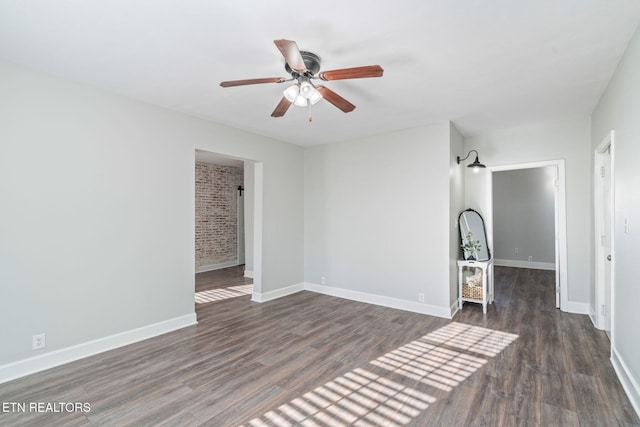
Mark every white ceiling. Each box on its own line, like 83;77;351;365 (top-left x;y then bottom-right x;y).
1;1;639;146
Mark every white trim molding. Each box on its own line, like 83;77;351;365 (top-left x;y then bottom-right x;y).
593;130;615;332
449;300;460;318
612;346;640;419
195;260;238;273
252;282;456;319
488;159;568;312
494;259;556;271
0;313;197;385
244;270;254;279
588;309;598;328
251;283;304;303
562;301;590;315
304;282;453;319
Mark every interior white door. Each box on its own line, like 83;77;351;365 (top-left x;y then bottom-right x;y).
602;147;612;335
594;132;614;333
553;166;560;308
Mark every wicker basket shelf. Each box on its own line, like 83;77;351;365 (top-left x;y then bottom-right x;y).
458;259;493;313
462;284;483;300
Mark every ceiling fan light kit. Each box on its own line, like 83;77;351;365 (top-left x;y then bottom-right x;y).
294;93;309;107
283;81;323;107
220;39;384;120
299;81;315;99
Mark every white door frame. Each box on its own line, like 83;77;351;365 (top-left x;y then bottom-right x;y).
594;131;615;333
237;184;245;265
251;162;263;299
193;151;263;300
486;160;568;310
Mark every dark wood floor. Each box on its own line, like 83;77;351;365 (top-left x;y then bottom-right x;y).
195;265;252;293
1;267;638;426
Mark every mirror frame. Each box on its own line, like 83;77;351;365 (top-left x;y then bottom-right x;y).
458;208;491;261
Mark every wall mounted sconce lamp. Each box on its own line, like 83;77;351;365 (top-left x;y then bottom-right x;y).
457;150;486;173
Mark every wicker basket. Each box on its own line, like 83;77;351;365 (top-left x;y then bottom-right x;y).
462;284;483;299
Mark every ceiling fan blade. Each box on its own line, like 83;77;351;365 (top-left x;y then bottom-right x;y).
271;97;292;117
318;65;384;81
274;39;307;72
220;77;285;87
315;86;356;113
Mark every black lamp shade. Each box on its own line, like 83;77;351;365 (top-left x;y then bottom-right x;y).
468;156;486;169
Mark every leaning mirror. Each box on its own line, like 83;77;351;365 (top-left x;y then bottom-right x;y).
459;209;491;261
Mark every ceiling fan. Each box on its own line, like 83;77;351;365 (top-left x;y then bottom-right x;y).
220;39;384;120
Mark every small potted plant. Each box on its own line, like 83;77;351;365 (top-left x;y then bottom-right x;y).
462;231;482;260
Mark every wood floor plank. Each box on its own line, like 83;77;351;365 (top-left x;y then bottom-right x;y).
86;382;193;425
409;391;470;426
540;402;580;427
571;371;620;426
1;266;638;426
540;372;576;412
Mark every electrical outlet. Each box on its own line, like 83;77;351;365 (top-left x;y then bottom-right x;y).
320;276;327;285
418;293;425;303
514;248;519;254
528;256;533;262
32;333;45;350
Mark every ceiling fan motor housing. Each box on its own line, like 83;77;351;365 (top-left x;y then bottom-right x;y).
285;51;321;77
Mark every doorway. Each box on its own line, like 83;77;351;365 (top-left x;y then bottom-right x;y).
594;131;614;335
486;160;568;310
194;149;263;303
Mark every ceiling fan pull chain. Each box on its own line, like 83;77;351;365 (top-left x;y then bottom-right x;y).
308;102;313;122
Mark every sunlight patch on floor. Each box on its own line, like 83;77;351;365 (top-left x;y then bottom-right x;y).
421;322;517;357
370;322;518;393
246;368;434;427
195;284;253;304
240;322;518;426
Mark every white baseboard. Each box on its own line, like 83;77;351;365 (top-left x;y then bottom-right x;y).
303;282;452;319
0;313;197;385
195;260;238;273
588;310;599;328
251;283;304;303
562;301;590;315
494;259;555;271
244;270;254;278
611;345;640;419
250;281;453;319
449;300;460;318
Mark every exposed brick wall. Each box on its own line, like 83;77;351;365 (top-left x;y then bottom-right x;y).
195;162;243;269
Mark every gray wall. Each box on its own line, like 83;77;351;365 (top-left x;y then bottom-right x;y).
304;122;456;314
464;116;591;307
449;123;466;307
0;59;304;367
591;25;640;410
493;167;556;264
